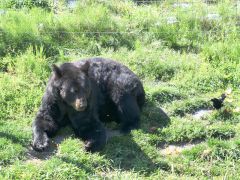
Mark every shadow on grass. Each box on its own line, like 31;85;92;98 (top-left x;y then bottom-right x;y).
141;103;171;133
0;132;28;146
26;127;73;160
100;104;171;174
25;103;171;174
59;156;95;174
101;135;170;175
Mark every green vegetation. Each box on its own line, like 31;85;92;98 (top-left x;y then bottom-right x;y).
0;0;240;178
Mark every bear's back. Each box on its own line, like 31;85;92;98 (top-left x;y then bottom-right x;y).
74;58;143;96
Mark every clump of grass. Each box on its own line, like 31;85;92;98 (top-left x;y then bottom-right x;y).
0;8;59;57
0;119;31;166
102;44;199;81
58;138;110;173
206;139;240;161
159;118;207;143
145;84;184;104
206;123;235;139
169;97;211;116
0;48;51;119
156;118;235;143
0;138;25;166
0;0;51;9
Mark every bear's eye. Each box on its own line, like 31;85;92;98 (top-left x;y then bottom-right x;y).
70;88;78;93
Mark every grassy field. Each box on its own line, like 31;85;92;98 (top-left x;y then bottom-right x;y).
0;0;240;179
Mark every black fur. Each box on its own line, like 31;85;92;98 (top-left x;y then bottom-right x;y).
32;58;145;152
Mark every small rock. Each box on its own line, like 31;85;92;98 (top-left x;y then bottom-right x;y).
201;149;211;158
206;13;221;21
167;16;178;24
38;23;44;31
193;110;212;119
0;10;6;15
225;88;232;95
233;107;240;113
67;0;78;9
173;2;191;9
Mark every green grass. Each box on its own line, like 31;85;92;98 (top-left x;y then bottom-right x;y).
0;0;240;179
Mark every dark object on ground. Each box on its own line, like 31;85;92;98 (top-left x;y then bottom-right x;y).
211;93;226;109
32;57;145;152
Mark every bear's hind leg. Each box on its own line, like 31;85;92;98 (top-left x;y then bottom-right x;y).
117;94;140;133
84;126;107;152
73;120;107;152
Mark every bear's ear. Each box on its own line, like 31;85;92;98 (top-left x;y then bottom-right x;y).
80;61;90;74
52;64;62;78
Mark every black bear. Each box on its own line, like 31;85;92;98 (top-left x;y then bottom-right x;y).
32;57;145;152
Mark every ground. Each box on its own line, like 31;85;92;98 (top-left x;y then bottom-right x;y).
0;0;240;179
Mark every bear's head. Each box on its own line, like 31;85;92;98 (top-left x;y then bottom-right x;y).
51;62;91;111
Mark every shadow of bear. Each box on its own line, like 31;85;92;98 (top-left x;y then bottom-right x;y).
26;104;171;175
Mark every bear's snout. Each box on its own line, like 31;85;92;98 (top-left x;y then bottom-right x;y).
74;98;87;111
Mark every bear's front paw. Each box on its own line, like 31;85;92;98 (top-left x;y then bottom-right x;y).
84;139;105;152
32;133;49;152
83;128;107;152
84;140;95;152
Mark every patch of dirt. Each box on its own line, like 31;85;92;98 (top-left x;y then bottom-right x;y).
25;158;43;165
192;109;212;119
25;129;122;161
26;130;73;161
160;140;203;156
